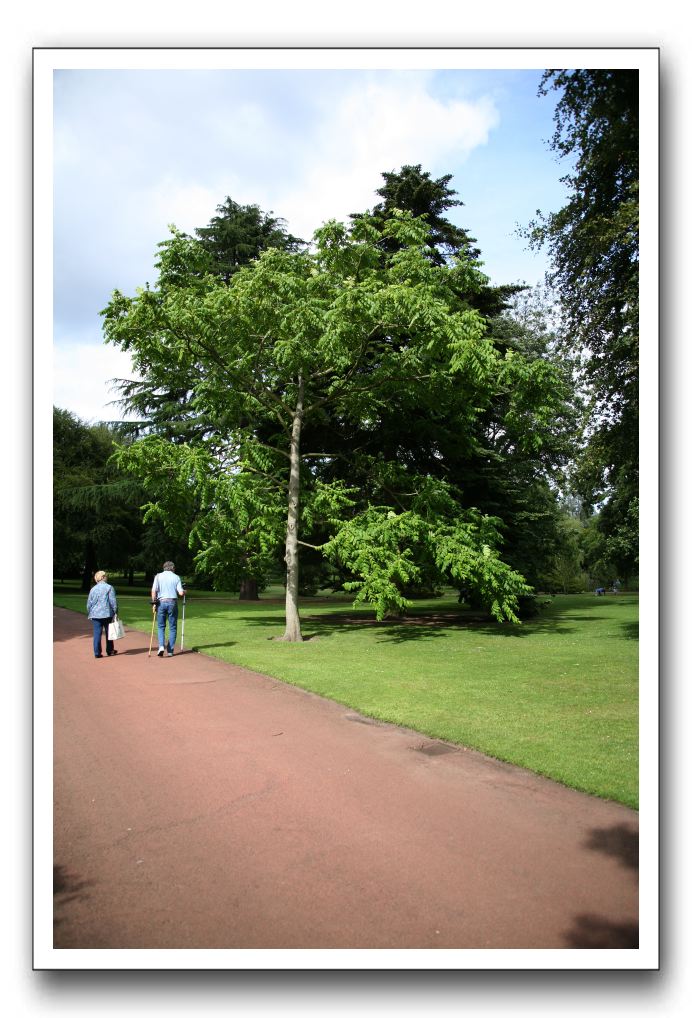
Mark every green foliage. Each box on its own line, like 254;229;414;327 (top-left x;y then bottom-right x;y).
323;507;426;619
528;70;638;564
579;514;616;588
603;496;638;580
538;513;586;594
112;434;286;591
352;164;524;320
323;480;532;623
354;162;480;263
529;70;638;388
53;407;146;586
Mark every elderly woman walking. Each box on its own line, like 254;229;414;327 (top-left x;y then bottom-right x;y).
86;570;118;659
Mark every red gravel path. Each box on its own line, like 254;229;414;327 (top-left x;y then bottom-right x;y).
53;607;638;950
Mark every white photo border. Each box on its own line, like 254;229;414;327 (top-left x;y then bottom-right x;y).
35;45;659;972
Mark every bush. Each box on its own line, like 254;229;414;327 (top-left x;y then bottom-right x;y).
516;594;550;619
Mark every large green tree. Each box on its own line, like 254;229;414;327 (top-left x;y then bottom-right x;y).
111;172;577;604
103;210;559;640
527;69;639;576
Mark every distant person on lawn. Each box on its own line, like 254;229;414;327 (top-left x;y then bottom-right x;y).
151;561;185;658
86;570;118;659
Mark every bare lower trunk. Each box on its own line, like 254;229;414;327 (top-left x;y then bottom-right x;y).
281;377;304;641
81;539;97;592
239;575;259;600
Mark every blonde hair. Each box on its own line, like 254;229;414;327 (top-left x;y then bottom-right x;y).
94;570;108;582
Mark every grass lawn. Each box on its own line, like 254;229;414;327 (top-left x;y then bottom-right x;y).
54;587;639;809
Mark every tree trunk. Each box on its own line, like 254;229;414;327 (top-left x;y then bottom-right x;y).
239;575;259;600
281;377;304;641
81;539;97;592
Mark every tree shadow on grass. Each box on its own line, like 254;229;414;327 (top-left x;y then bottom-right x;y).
183;593;638;645
314;599;625;642
447;614;611;642
239;611;452;643
236;604;607;643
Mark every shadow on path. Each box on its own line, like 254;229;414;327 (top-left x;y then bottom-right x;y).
585;824;639;871
563;913;639;948
560;823;639;948
54;865;94;933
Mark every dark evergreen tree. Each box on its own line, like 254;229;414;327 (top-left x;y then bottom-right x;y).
359;162;480;263
352;163;521;318
195;197;305;282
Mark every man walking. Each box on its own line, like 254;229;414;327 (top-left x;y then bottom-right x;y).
151;561;185;657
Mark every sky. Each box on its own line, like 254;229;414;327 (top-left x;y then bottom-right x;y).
51;63;570;424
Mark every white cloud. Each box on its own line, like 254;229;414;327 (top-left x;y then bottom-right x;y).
53;340;142;424
276;77;500;239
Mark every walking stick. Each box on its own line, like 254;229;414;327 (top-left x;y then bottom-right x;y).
148;602;157;657
181;593;186;652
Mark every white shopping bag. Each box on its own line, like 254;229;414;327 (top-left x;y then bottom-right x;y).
108;615;125;641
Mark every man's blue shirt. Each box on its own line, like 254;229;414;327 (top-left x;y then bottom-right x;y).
153;570;184;600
